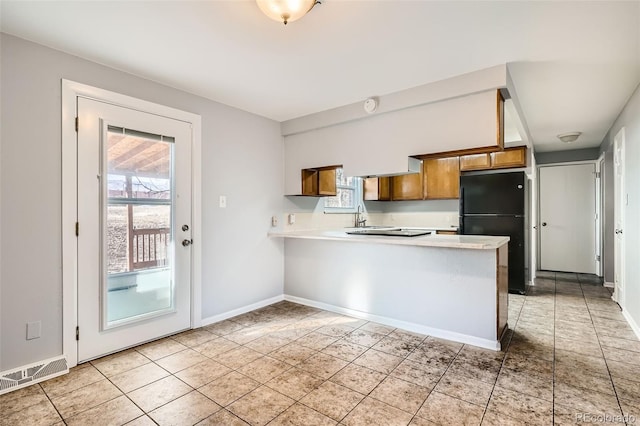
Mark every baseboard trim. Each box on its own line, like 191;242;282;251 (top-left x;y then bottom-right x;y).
284;294;501;351
200;295;284;327
0;356;69;395
604;281;615;288
622;310;640;341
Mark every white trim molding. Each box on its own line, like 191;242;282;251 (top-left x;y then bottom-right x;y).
61;80;202;367
201;295;284;327
284;294;502;351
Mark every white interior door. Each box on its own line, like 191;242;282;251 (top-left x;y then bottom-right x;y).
77;97;192;362
613;128;625;305
539;163;596;273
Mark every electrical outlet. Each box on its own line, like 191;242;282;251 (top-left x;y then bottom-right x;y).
271;216;278;227
288;213;296;225
219;195;227;208
26;321;41;340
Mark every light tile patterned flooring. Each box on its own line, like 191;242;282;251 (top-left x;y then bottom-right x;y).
2;273;640;425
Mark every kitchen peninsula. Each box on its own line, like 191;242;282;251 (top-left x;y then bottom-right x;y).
270;230;509;350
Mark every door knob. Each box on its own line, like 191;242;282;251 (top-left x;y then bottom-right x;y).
182;239;192;247
542;222;547;227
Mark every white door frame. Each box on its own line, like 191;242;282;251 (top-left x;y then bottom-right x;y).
62;80;202;367
597;154;606;278
613;128;626;306
536;160;600;275
595;157;603;276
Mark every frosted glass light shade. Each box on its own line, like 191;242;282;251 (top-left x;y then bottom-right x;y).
256;0;318;25
557;132;582;143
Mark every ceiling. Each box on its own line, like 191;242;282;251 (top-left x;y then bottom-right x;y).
1;1;639;152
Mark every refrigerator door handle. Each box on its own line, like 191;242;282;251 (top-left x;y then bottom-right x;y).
459;187;464;232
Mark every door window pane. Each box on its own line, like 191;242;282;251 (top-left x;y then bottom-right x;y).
105;126;175;326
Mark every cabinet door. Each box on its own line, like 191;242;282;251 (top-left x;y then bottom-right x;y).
363;177;390;201
318;168;337;196
460;153;491;171
378;177;391;200
301;169;318;195
363;178;379;201
423;157;460;199
491;146;527;169
391;171;423;200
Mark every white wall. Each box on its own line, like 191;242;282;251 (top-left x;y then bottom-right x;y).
0;34;284;371
601;82;640;330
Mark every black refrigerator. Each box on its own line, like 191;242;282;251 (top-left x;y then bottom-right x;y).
460;171;529;294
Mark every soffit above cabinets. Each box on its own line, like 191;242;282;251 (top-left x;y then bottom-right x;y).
283;90;504;194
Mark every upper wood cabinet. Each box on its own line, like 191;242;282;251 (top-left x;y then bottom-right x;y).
300;166;339;196
459;146;527;172
491;146;527;169
363;177;391;201
459;153;491;171
391;168;423;201
423;157;460;199
365;156;460;201
301;169;318;196
318;168;337;196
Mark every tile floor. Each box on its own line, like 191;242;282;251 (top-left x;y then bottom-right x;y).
2;273;640;425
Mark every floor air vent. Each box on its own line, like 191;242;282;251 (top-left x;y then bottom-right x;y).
0;356;68;395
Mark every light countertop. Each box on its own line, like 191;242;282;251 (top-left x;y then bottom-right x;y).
269;229;509;250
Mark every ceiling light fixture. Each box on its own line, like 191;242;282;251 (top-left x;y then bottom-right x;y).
256;0;320;25
557;132;582;143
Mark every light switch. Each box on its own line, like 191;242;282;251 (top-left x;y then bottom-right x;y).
288;214;296;225
219;195;227;208
27;321;41;340
271;216;278;227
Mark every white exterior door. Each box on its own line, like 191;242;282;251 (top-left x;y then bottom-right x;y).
613;129;626;305
539;163;597;274
77;97;192;362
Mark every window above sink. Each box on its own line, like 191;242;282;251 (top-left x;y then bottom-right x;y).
324;168;363;214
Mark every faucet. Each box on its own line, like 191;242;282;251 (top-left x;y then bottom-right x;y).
354;205;367;227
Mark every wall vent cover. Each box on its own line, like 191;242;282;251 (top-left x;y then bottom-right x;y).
0;356;68;395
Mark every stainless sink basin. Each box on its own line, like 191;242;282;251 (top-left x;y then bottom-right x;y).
345;225;400;232
345;226;399;230
345;228;432;237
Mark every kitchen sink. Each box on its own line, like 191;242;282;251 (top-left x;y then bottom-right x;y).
345;225;399;230
345;228;432;237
